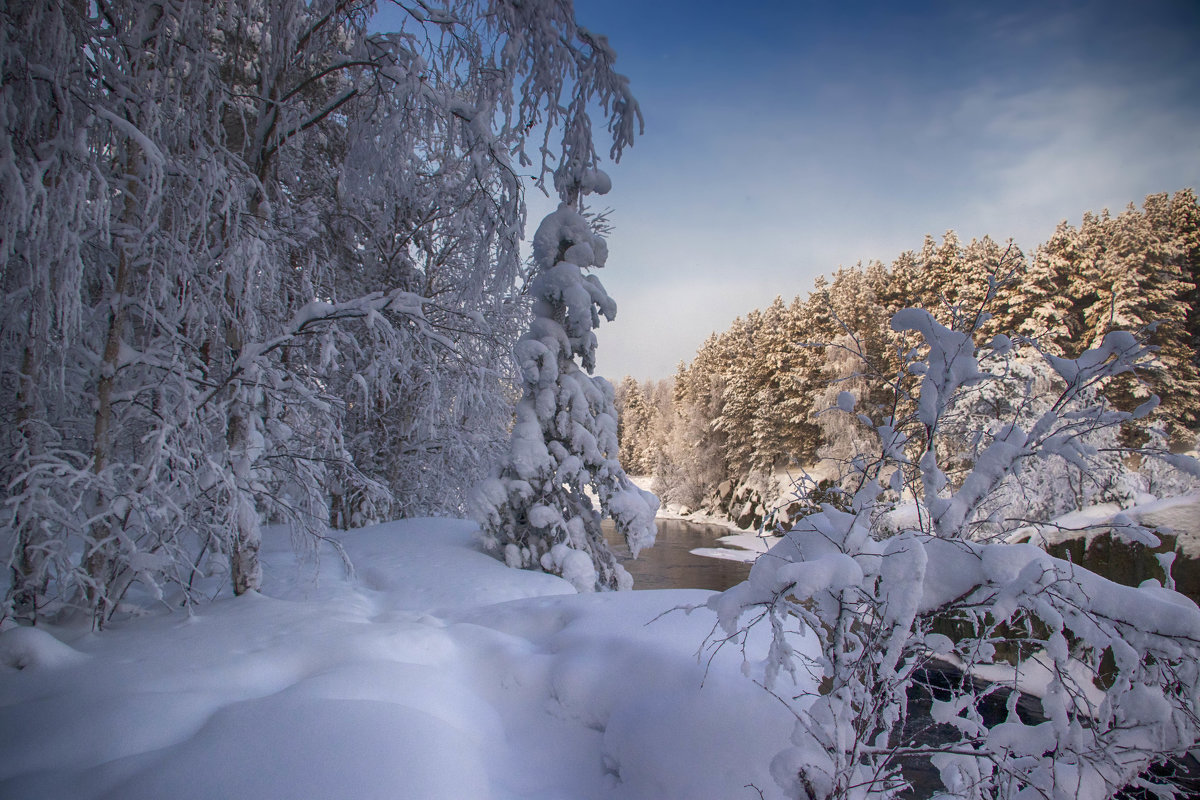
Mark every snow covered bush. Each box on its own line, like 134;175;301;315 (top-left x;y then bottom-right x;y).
710;308;1200;799
938;348;1150;531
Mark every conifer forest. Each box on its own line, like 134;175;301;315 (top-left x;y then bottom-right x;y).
616;191;1200;523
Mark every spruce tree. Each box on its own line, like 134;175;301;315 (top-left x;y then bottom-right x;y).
472;195;658;591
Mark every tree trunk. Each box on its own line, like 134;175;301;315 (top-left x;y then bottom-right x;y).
84;170;137;620
227;405;263;596
10;325;47;621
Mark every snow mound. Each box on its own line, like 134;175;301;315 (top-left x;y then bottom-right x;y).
0;518;811;800
0;626;88;671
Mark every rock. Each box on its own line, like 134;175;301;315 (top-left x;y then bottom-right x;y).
735;501;757;530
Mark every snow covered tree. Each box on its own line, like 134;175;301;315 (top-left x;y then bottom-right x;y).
472;200;658;592
748;296;823;471
1159;189;1200;361
956;236;1024;340
809;267;899;488
712;311;770;478
654;356;730;510
1064;201;1200;437
1010;221;1083;353
616;376;654;475
709;308;1200;799
812;333;889;487
0;0;649;624
909;231;964;318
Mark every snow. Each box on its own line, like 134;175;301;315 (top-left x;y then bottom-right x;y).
1008;490;1200;556
0;626;88;671
0;519;809;800
691;533;778;564
541;541;600;592
967;650;1108;711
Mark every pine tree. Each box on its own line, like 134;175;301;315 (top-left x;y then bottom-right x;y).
1140;192;1200;434
908;231;963;318
1075;201;1198;432
776;295;826;465
956;235;1024;338
810;265;897;484
749;296;807;470
1164;189;1200;362
654;359;728;510
616;376;654;474
713;311;768;478
1011;221;1082;353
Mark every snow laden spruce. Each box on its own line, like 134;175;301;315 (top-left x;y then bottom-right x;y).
472;195;658;592
709;309;1200;799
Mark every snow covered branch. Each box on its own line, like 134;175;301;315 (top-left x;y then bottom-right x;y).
711;310;1200;798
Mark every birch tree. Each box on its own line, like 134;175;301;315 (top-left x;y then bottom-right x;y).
1;0;644;624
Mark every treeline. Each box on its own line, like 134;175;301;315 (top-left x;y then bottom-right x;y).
616;190;1200;513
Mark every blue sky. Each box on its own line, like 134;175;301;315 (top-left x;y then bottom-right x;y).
536;0;1200;380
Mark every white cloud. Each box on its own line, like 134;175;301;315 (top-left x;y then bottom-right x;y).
951;78;1200;241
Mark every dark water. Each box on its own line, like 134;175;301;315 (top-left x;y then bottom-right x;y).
602;518;755;591
610;516;1200;600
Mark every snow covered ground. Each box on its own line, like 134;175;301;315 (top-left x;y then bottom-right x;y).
0;520;811;800
1006;490;1200;556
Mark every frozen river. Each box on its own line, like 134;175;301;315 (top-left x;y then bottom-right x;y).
602;518;757;591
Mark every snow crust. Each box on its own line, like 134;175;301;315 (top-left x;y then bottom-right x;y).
690;533;779;564
0;519;808;799
1008;490;1200;556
